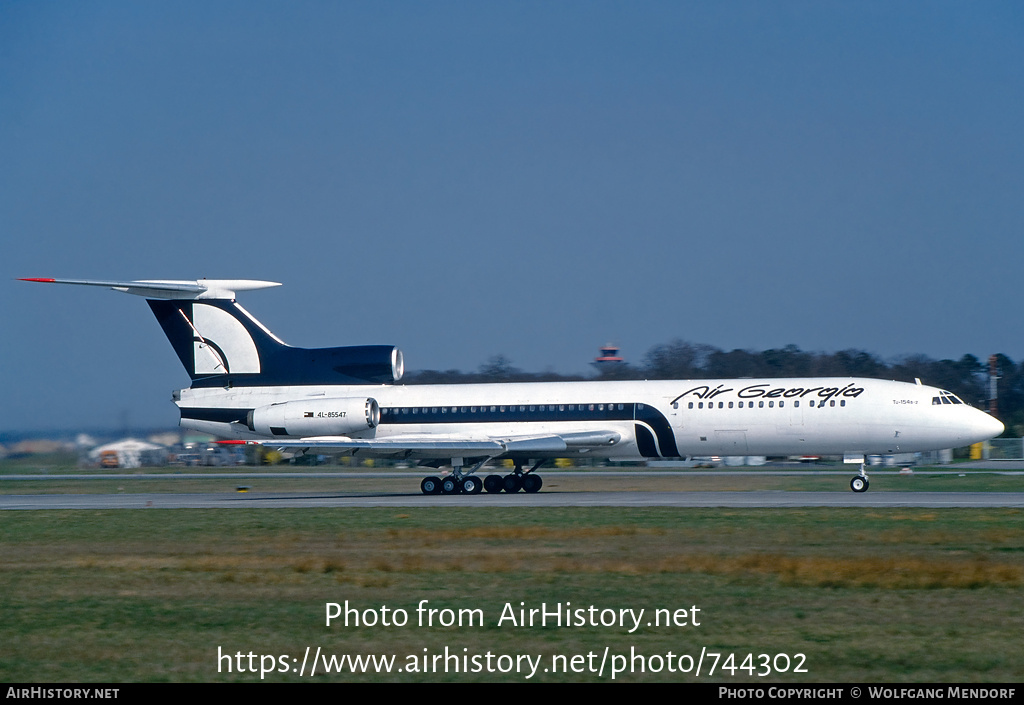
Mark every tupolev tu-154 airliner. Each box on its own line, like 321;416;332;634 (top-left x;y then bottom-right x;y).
22;277;1004;494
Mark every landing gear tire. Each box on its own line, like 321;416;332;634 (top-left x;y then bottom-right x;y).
461;476;483;494
484;474;504;493
421;476;442;495
850;476;869;493
522;474;543;493
441;477;461;494
502;474;523;493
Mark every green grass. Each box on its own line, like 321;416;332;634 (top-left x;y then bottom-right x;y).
1;508;1022;682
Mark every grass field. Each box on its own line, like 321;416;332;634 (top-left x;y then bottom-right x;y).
2;505;1022;682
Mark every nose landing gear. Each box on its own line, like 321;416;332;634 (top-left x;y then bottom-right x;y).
850;464;869;493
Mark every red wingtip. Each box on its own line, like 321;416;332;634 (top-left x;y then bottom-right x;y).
19;278;56;283
215;439;248;445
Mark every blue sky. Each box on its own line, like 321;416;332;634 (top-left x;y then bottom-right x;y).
3;2;1023;432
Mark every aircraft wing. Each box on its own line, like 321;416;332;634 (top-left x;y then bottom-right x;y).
259;430;621;459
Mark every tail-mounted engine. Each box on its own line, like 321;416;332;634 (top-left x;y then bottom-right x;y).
247;398;380;437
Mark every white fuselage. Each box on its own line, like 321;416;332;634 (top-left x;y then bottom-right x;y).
176;376;1002;460
22;278;1004;482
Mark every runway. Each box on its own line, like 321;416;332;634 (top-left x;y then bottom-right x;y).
3;490;1024;509
3;467;1022;509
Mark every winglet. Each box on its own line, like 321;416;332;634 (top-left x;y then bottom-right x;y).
19;278;281;300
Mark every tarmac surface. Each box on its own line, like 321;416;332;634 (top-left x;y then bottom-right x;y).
2;467;1022;509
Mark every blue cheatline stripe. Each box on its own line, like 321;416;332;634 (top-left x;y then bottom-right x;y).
380;402;636;425
178;401;680;458
634;404;679;457
635;424;659;457
180;408;250;424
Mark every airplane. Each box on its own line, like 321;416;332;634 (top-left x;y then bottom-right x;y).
22;277;1004;494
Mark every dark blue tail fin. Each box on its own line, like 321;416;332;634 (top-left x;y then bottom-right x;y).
20;278;403;387
148;299;403;387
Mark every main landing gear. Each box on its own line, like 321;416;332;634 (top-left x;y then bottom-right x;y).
420;474;483;495
484;462;543;494
850;464;869;493
420;459;545;495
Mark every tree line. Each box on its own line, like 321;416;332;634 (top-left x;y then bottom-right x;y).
405;341;1024;437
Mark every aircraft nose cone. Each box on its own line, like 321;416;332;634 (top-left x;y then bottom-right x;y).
985;413;1005;439
972;410;1004;441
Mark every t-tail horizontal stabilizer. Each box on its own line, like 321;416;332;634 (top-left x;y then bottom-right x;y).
18;277;281;300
